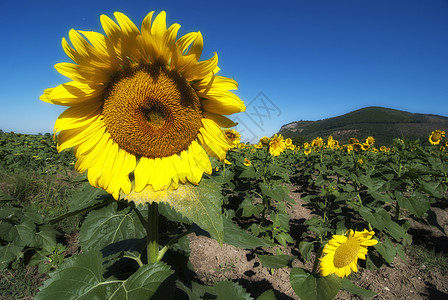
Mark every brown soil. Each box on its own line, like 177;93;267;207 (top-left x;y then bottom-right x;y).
189;188;448;299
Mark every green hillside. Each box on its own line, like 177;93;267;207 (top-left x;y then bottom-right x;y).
278;106;448;146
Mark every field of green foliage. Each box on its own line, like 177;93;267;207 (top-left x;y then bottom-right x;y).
0;131;447;299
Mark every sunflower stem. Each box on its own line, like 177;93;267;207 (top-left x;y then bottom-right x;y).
312;244;324;275
147;202;159;264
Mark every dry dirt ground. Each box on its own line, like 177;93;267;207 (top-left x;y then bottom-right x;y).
189;188;448;300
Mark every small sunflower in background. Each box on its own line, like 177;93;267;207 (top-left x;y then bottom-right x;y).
223;129;241;148
285;138;292;147
360;143;370;151
311;137;324;147
349;138;359;144
254;142;263;149
243;158;251;166
320;229;378;278
346;144;354;153
366;136;375;145
269;134;286;156
429;130;445;145
40;11;245;201
259;136;270;146
304;148;312;156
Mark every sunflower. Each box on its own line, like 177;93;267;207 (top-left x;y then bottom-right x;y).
254;142;263;149
269;134;286;156
285;138;292;147
320;229;378;278
348;138;359;144
311;137;323;147
304;148;312;156
223;128;241;148
380;145;387;152
360;143;370;151
346;144;354;153
259;136;270;146
366;136;375;145
243;158;251;166
40;11;245;201
429;130;445;145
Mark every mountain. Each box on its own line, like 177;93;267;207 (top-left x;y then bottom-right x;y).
278;106;448;146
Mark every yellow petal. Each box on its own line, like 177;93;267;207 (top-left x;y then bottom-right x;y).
47;81;104;106
203;111;237;128
54;63;109;85
187;31;203;60
54;102;102;132
183;52;218;80
151;11;167;40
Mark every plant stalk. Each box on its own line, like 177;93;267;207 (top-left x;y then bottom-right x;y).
147;202;159;264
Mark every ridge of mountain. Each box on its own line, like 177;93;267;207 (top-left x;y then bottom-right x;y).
278;106;448;146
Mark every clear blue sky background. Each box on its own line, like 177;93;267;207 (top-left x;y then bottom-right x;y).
1;0;447;140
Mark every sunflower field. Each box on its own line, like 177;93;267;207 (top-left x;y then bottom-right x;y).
1;9;448;300
1;128;447;299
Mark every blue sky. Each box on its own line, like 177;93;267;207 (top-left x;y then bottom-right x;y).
1;0;447;142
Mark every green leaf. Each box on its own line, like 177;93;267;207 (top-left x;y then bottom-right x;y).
213;280;253;300
420;181;444;198
69;183;110;211
9;219;37;247
158;202;192;225
299;241;314;261
368;191;392;203
290;268;341;300
256;289;276;300
358;207;390;231
395;191;430;218
223;217;275;249
374;237;396;264
239;166;257;178
164;178;224;245
0;243;23;269
384;220;410;243
257;254;296;269
36;251;174;300
240;198;263;217
260;184;292;202
340;278;376;298
79;202;146;251
36;224;58;251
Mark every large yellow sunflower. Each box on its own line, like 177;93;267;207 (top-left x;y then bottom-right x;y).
429;130;445;145
40;11;245;201
320;229;378;278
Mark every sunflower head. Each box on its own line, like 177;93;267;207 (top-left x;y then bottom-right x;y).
366;136;375;145
349;138;359;144
311;137;324;147
429;130;445;145
269;134;286;157
41;11;245;202
285;138;292;147
223;129;241;148
360;143;370;151
243;158;251;166
320;229;378;278
259;136;270;146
